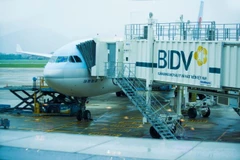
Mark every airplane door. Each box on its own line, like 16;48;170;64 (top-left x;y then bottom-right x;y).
108;43;116;76
108;43;116;63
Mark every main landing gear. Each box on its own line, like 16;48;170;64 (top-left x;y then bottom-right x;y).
76;97;92;121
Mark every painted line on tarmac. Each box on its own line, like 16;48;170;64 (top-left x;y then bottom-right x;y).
101;127;131;133
216;131;227;142
17;128;35;131
88;132;121;137
184;119;208;123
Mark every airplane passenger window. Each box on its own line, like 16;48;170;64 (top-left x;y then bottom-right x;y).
73;55;82;63
69;56;75;63
56;56;68;63
49;56;57;63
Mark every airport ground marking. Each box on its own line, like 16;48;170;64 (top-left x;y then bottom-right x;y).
88;132;121;137
216;131;227;142
186;119;208;123
101;127;131;133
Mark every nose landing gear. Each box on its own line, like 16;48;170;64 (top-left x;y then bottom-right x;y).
76;97;92;121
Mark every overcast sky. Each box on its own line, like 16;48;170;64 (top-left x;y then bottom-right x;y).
0;0;240;39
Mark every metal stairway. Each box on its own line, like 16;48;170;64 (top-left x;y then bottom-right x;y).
233;108;240;116
107;63;185;139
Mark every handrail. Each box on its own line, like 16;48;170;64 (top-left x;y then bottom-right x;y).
125;21;240;41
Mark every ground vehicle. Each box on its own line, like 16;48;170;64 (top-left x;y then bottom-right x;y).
0;118;10;129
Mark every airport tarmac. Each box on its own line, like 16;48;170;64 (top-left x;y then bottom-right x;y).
0;92;240;143
0;68;240;143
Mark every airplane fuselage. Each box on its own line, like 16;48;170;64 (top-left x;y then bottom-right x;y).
43;39;120;97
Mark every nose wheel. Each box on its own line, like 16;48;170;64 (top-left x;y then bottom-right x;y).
76;110;92;121
76;97;92;121
83;110;91;120
76;110;82;121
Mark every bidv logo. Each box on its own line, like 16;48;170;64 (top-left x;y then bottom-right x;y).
158;46;208;71
194;46;208;66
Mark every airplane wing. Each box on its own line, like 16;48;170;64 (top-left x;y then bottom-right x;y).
16;44;52;58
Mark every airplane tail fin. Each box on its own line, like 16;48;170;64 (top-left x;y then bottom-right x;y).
16;44;23;53
197;0;204;28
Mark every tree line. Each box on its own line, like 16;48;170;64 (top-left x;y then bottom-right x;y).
0;53;48;60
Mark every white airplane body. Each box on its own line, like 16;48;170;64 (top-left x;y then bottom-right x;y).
17;39;120;98
17;39;122;121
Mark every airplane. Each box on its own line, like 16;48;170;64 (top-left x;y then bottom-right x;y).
16;39;122;121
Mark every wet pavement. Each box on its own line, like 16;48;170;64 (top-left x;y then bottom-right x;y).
0;92;240;143
0;93;151;138
0;68;240;143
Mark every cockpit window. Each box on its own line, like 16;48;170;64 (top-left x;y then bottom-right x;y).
56;56;68;63
49;55;81;63
68;56;75;63
73;55;82;63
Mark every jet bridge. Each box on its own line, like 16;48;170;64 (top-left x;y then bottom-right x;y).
81;38;124;77
77;17;240;139
76;40;96;73
123;21;240;90
103;16;240;139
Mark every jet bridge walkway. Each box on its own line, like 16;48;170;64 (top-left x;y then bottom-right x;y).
124;19;240;111
76;40;96;73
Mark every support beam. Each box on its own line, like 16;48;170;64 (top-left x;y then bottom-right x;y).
9;89;59;111
146;12;154;106
176;86;182;116
188;88;239;99
10;90;39;110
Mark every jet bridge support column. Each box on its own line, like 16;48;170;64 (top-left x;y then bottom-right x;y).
176;86;182;116
184;87;189;105
146;12;154;105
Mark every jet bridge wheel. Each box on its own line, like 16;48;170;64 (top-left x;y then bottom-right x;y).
116;91;122;97
188;108;197;119
200;106;211;118
150;125;177;139
149;126;160;139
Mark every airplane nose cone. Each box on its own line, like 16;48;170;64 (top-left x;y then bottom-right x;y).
43;65;65;91
43;67;64;78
